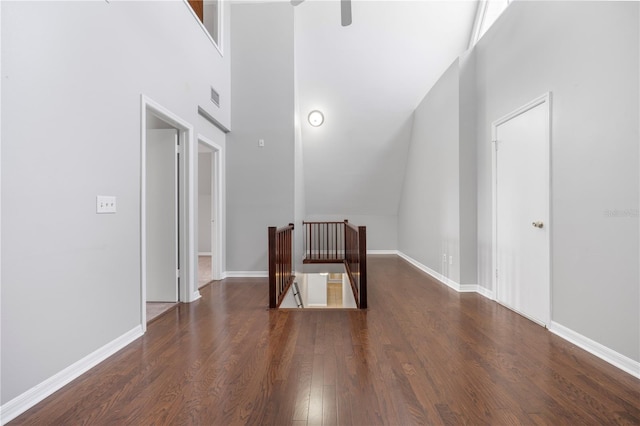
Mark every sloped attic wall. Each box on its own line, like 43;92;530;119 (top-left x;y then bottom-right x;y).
397;57;477;285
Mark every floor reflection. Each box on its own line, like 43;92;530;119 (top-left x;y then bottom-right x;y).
280;272;357;309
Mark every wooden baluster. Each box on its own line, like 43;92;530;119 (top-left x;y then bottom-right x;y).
324;222;327;260
305;223;313;259
333;223;338;259
322;223;324;260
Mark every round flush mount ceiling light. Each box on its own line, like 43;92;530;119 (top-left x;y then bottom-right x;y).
308;110;324;127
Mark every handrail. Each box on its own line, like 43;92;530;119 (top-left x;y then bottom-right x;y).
302;221;346;224
268;223;295;309
302;220;367;309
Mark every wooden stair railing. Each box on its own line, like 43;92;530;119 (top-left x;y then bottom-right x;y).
344;221;367;309
302;221;345;263
268;223;295;309
303;220;367;309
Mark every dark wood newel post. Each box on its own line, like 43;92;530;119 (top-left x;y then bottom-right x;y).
359;226;367;309
268;226;276;309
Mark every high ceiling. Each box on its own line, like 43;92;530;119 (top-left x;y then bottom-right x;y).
295;0;478;217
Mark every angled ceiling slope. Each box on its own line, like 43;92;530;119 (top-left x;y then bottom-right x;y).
295;0;477;217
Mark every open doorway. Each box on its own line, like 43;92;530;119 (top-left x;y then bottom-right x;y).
197;135;223;286
141;96;200;330
198;145;214;287
146;121;180;321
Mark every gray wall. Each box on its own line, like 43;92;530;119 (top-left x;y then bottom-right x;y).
397;60;462;282
293;79;306;273
474;1;639;361
458;52;478;285
303;117;413;252
227;3;295;272
1;0;230;404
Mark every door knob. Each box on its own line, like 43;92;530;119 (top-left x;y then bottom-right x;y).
532;221;544;228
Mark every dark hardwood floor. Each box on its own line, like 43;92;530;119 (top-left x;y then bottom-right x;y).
10;256;640;425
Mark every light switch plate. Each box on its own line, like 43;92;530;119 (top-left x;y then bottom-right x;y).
96;196;117;214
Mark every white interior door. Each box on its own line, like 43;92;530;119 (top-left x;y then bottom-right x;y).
146;129;179;302
494;95;550;326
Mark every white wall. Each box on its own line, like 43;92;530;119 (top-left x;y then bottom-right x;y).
1;0;230;406
342;273;357;309
474;1;639;361
278;287;297;308
226;3;295;272
306;274;327;307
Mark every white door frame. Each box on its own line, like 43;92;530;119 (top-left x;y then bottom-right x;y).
491;92;552;326
198;134;224;281
141;95;201;332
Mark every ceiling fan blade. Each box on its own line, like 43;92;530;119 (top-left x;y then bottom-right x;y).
291;0;305;6
341;0;352;26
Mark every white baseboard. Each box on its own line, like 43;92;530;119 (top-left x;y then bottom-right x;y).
189;291;202;302
475;285;495;300
549;321;640;379
367;250;398;255
1;325;143;425
394;252;637;379
224;271;268;278
396;251;495;299
460;283;495;299
459;284;480;293
198;252;212;256
396;251;462;292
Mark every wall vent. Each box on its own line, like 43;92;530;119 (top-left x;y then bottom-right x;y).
210;87;220;107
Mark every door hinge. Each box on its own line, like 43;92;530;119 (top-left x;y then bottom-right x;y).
492;139;498;151
176;269;180;278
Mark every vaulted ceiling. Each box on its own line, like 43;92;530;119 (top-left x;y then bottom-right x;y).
294;0;478;217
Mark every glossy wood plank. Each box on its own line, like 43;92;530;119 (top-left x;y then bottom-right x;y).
9;257;640;425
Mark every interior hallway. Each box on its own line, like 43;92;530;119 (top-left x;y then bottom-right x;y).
198;255;213;288
10;256;639;425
